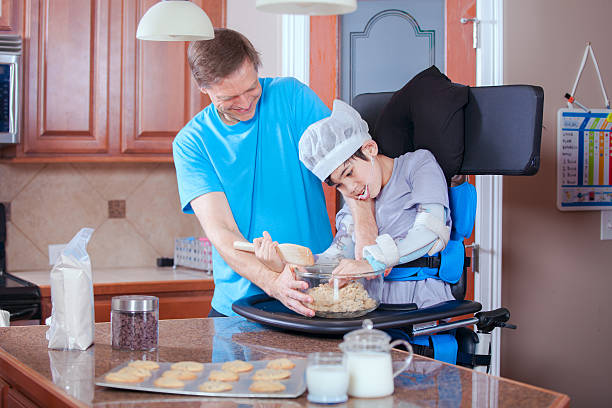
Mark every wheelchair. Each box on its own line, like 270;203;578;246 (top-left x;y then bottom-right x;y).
233;73;544;374
350;81;543;372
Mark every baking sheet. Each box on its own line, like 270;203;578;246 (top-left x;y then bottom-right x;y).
95;359;306;398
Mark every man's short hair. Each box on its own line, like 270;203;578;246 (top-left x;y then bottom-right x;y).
188;28;262;89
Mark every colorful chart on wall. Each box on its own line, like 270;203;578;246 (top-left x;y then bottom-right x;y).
557;108;612;210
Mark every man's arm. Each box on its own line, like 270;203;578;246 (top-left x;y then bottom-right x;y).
191;192;315;317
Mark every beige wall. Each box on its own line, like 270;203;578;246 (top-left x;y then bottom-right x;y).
502;0;612;406
0;163;203;271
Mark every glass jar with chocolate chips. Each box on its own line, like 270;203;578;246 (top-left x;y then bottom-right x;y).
111;295;159;351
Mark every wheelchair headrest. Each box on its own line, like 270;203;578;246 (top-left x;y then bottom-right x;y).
352;67;544;177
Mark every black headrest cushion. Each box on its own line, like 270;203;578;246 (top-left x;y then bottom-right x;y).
373;66;469;182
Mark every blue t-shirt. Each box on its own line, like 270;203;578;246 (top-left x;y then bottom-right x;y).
173;77;332;316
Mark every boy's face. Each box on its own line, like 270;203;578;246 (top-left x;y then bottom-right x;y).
328;144;382;201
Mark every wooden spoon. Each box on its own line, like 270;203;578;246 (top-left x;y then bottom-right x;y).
233;241;315;266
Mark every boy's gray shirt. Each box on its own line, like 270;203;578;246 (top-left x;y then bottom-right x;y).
316;149;453;307
324;149;449;255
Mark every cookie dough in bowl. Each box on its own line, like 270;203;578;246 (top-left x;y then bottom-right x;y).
296;264;384;318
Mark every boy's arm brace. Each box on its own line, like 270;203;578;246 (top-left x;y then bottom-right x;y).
362;203;450;270
314;208;356;264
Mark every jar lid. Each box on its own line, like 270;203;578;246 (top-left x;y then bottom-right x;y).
111;295;158;312
342;319;390;344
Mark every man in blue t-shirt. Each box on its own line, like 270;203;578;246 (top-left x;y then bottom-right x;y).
172;28;335;317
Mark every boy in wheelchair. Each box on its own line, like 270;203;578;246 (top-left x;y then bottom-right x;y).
254;99;457;309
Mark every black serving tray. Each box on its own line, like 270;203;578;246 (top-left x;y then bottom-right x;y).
232;295;482;335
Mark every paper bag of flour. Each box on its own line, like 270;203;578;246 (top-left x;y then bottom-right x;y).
45;228;95;350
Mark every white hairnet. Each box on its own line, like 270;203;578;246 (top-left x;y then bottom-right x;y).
299;99;371;181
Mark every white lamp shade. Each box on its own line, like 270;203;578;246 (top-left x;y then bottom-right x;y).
255;0;357;15
136;0;214;41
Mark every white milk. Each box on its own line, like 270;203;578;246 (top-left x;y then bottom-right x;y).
306;364;349;403
346;351;394;398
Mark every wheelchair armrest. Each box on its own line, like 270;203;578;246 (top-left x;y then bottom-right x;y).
475;307;516;333
393;299;482;326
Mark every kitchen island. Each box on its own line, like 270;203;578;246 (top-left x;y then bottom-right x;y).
0;317;569;407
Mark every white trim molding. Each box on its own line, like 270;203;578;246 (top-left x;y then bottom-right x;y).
474;0;504;377
281;14;310;85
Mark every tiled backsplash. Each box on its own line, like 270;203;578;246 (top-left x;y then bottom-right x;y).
0;162;203;271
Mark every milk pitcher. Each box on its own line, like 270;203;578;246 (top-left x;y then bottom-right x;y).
339;319;413;398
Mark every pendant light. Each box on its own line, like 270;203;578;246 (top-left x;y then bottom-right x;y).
255;0;357;15
136;0;214;41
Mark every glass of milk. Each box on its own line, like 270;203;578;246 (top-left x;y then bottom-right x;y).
339;319;413;398
306;352;349;404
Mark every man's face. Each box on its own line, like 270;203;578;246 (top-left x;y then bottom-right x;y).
201;59;262;125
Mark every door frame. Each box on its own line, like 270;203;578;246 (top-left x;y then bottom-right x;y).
474;0;504;377
283;0;504;375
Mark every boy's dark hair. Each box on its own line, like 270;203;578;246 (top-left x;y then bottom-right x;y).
324;147;368;186
188;28;262;88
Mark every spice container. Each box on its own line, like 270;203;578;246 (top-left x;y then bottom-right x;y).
111;295;159;351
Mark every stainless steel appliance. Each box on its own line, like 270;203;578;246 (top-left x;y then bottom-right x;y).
0;203;41;323
0;35;22;145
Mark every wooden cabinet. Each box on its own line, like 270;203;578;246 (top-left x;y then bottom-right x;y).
6;388;38;408
0;0;22;34
39;278;215;323
0;377;8;407
1;0;226;161
21;0;111;156
1;377;37;408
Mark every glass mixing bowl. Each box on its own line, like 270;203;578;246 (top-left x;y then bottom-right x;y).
295;264;384;319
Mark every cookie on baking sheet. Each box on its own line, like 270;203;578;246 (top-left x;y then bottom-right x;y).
266;358;296;370
249;380;286;393
105;371;143;384
199;381;233;392
128;360;160;370
117;366;152;380
208;370;239;382
170;361;204;372
153;376;185;389
252;368;291;381
221;360;253;373
161;369;198;381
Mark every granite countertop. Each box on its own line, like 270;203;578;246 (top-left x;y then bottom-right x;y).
0;317;570;408
11;267;213;287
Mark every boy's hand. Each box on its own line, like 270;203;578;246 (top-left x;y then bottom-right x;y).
253;231;285;273
332;258;374;280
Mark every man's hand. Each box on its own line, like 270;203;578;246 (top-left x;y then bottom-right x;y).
344;195;378;259
253;231;285;273
266;264;315;317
